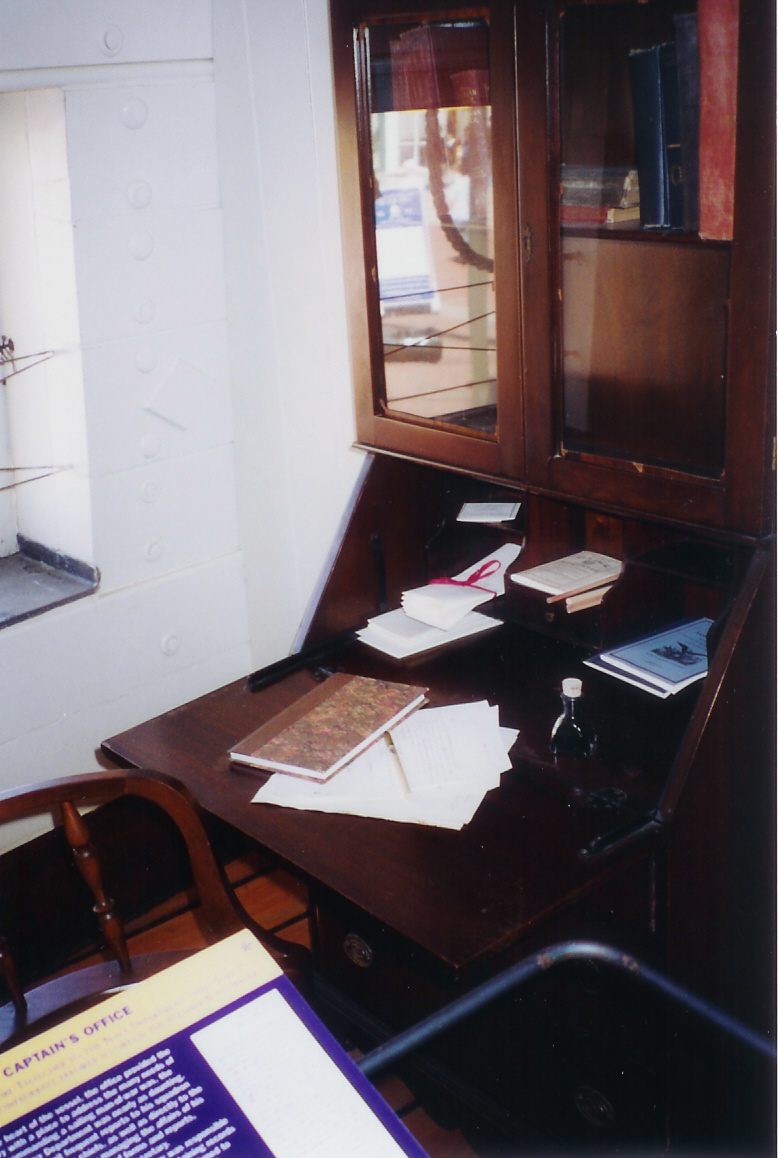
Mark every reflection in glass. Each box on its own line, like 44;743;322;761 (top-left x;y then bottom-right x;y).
366;21;497;434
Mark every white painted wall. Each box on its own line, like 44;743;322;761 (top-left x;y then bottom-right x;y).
213;0;363;663
0;1;362;848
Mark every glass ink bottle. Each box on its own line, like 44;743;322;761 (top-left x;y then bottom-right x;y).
550;677;597;758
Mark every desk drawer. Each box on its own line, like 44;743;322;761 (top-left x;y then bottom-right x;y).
310;886;665;1151
311;889;460;1030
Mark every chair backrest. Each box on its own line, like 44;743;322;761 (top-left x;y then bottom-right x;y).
0;768;309;1048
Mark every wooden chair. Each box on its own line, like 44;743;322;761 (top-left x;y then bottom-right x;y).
0;768;310;1049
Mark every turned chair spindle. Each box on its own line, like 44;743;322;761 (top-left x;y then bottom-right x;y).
60;799;131;974
0;769;311;1049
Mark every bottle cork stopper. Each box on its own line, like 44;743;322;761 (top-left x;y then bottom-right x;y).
562;677;582;698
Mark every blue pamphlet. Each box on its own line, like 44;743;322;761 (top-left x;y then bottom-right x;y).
586;617;713;698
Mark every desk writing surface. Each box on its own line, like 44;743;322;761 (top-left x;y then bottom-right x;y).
102;625;688;974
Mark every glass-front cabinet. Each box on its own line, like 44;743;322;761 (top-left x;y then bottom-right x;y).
332;0;530;478
368;20;497;431
331;0;774;537
555;6;729;474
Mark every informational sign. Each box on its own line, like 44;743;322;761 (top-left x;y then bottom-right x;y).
0;932;428;1158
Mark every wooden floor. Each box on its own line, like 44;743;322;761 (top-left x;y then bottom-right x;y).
103;846;481;1158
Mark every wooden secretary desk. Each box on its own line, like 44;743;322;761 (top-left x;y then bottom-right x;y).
104;1;775;1153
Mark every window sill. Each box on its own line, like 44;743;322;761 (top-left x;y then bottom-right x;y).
0;538;98;629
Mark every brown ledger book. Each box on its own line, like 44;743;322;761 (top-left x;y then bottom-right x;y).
229;673;428;780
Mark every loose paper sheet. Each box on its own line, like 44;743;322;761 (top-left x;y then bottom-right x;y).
389;701;511;792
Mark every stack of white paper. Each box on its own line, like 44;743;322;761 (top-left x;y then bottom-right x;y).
358;543;522;656
358;607;499;659
401;582;495;630
252;701;518;830
402;543;521;630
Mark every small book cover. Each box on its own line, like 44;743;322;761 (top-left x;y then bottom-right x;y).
601;617;712;690
510;551;622;602
586;617;712;697
229;674;428;780
584;653;678;698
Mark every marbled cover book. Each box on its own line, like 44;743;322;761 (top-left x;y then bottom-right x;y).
231;674;427;779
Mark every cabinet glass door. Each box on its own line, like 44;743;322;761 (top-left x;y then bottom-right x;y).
362;19;498;434
556;1;730;478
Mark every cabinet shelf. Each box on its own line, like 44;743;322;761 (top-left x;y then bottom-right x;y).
560;223;731;246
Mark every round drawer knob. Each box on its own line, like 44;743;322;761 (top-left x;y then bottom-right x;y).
343;933;374;968
574;1084;615;1129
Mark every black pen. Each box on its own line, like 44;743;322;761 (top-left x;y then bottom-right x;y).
247;630;358;692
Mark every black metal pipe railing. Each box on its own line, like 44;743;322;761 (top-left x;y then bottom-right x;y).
357;940;776;1079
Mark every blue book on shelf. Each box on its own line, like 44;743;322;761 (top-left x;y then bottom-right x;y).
674;11;700;231
629;43;668;227
630;33;698;231
659;40;685;228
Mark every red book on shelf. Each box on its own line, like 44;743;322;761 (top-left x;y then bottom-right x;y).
698;0;739;240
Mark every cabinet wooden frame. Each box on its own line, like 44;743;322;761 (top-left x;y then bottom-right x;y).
532;0;776;537
331;0;775;538
331;0;533;479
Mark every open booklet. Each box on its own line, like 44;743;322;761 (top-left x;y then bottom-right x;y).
0;931;429;1158
252;701;518;831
